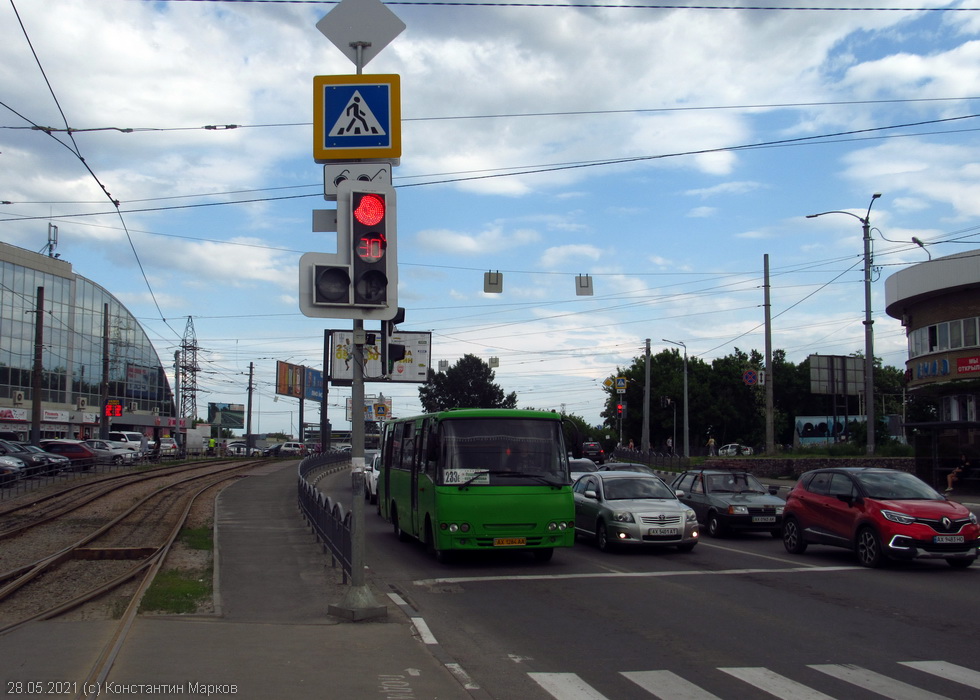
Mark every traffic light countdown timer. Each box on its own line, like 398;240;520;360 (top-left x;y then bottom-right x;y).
299;181;399;321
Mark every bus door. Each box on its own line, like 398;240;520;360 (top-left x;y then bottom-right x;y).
403;420;419;535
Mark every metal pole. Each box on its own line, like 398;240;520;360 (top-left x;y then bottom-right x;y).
764;255;774;454
662;339;689;457
806;193;880;456
641;339;650;453
862;214;876;455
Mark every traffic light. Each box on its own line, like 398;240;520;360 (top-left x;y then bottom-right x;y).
616;403;623;417
350;189;393;307
298;182;399;320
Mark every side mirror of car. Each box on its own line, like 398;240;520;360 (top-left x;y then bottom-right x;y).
584;489;598;500
674;489;686;498
768;485;780;496
835;493;855;506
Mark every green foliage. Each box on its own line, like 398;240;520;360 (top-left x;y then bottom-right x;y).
140;568;211;614
418;354;518;413
601;347;915;452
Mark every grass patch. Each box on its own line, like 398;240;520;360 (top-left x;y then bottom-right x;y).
180;524;214;551
140;567;212;614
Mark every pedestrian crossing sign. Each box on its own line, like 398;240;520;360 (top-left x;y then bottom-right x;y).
313;74;401;162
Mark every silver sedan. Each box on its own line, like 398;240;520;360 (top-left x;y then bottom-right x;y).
573;471;700;552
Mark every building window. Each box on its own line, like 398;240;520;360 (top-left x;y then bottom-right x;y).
909;317;980;359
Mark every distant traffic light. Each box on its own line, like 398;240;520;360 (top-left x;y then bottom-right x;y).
616;403;623;417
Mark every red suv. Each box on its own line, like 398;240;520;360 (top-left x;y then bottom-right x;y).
782;467;979;568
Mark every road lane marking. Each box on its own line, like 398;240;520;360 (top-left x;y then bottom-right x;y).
810;664;952;700
411;616;438;644
901;661;980;689
529;672;611;700
696;539;831;567
623;670;722;699
721;667;835;699
413;564;860;586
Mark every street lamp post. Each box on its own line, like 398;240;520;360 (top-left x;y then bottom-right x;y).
807;193;881;456
662;339;689;458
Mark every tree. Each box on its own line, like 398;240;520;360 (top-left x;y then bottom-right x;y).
418;354;518;413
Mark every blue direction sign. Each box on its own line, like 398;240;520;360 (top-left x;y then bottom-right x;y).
314;74;401;161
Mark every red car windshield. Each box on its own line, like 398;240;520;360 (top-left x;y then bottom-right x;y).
854;471;941;500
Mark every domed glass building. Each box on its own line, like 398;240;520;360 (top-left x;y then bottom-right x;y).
0;241;177;442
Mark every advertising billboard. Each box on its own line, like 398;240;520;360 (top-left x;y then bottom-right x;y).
330;331;431;384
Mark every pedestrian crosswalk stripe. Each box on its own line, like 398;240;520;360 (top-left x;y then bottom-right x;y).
622;670;721;699
809;663;952;700
900;661;980;690
527;661;979;700
720;667;835;700
529;673;611;700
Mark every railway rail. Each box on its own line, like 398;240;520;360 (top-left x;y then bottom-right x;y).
0;459;269;699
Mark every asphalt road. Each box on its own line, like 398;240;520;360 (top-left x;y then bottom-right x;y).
328;471;980;700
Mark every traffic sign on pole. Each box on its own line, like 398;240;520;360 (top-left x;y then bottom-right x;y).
313;74;401;162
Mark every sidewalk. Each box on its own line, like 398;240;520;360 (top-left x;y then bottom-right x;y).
0;462;474;700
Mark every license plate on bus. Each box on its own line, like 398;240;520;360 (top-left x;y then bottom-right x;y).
494;537;526;547
934;535;964;544
648;528;679;536
752;516;776;523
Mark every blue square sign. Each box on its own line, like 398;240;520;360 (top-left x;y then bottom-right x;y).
313;74;401;161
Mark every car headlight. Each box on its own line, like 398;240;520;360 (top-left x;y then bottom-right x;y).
728;505;748;515
969;512;978;525
775;506;784;515
881;509;915;525
612;512;635;523
685;509;697;523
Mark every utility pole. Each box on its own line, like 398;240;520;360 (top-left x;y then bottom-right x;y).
246;362;255;449
30;287;44;445
641;339;651;453
764;255;775;453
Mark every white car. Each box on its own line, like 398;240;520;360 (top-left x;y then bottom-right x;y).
84;439;136;465
158;437;178;456
363;451;381;504
718;443;753;456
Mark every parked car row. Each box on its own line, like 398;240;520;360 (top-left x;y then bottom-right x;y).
569;465;979;569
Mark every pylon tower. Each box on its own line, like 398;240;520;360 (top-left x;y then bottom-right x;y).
178;316;201;421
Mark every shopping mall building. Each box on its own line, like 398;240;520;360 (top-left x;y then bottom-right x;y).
885;249;980;483
0;241;179;442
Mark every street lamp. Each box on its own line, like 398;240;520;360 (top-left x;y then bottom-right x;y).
806;193;881;456
662;339;688;458
912;236;932;261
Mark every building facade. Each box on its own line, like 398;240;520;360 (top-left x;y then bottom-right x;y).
884;249;980;483
0;242;178;442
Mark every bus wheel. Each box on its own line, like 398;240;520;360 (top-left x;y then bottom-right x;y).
392;507;409;542
532;548;554;562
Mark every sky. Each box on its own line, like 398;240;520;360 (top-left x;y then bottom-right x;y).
2;0;980;438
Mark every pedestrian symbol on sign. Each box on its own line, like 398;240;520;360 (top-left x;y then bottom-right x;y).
330;92;386;137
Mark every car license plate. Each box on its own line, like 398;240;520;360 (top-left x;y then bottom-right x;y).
934;535;964;544
493;537;526;547
752;516;776;523
648;528;679;536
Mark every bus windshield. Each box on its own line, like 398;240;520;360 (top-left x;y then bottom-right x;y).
439;418;568;487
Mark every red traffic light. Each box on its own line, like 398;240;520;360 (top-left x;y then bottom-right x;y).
353;193;385;227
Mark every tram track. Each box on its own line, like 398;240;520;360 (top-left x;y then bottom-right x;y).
0;460;264;629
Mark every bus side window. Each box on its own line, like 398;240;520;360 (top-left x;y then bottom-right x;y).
401;422;416;471
419;420;436;476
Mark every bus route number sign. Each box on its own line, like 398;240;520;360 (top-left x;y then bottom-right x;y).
443;468;489;485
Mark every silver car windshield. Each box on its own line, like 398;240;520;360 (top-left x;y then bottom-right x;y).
603;477;673;500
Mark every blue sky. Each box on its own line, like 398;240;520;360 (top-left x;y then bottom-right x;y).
2;0;980;436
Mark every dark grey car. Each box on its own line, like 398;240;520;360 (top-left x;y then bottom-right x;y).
671;469;784;538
